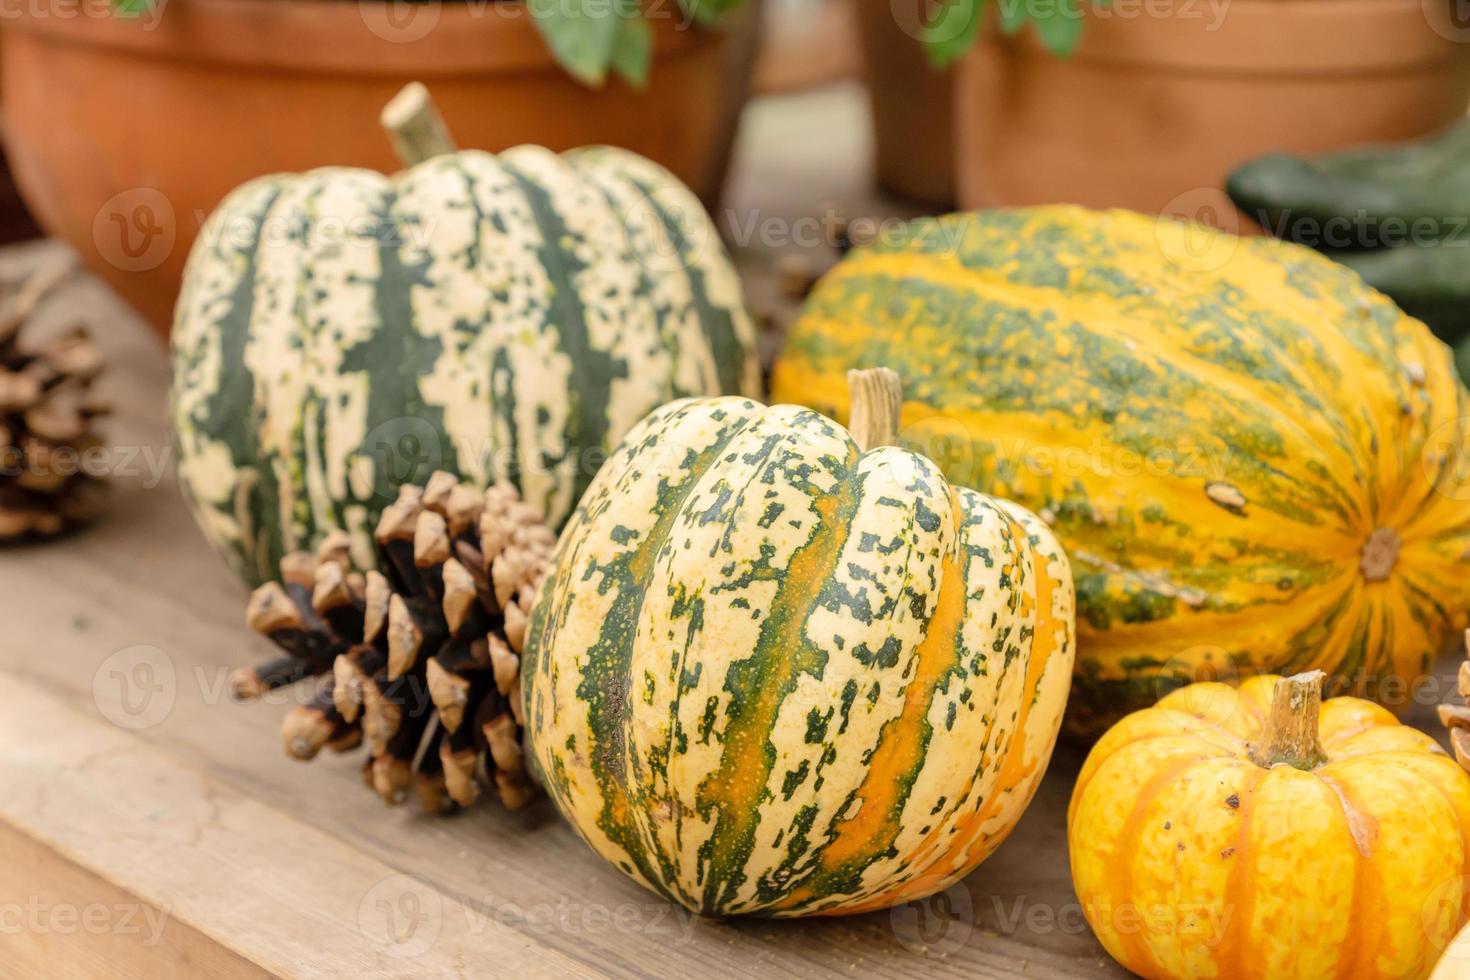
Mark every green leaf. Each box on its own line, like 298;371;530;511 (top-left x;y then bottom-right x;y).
610;16;653;89
996;0;1027;36
1030;0;1085;56
528;0;626;87
923;0;985;67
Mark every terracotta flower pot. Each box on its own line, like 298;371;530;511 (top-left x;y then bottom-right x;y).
956;0;1470;226
853;0;954;208
1;0;755;334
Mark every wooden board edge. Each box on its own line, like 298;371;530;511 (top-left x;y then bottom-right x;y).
0;669;600;979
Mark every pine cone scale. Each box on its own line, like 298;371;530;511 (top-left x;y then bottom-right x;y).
0;258;106;542
237;472;553;813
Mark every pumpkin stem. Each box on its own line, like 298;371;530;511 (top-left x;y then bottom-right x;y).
381;82;458;167
1359;527;1401;582
846;368;902;453
1251;670;1328;770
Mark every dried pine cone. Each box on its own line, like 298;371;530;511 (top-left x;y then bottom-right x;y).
234;471;556;813
0;257;107;540
1440;629;1470;770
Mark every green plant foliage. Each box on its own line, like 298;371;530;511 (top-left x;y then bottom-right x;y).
528;0;637;86
528;0;745;87
608;16;653;87
106;0;741;89
1029;0;1085;54
925;0;1095;64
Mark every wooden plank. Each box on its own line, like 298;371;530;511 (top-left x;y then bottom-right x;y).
0;90;1140;977
0;673;596;979
0;818;273;980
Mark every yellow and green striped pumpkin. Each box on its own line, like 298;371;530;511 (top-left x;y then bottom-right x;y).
772;206;1470;734
170;146;758;587
521;371;1076;916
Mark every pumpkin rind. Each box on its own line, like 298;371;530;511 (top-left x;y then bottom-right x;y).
171;146;759;586
1069;675;1470;979
521;395;1076;916
771;206;1470;732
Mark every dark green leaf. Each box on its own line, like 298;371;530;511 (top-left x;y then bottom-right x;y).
997;0;1027;36
528;0;625;87
610;16;653;89
923;0;985;67
1030;0;1085;56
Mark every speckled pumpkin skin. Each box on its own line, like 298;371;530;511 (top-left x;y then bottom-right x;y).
171;146;759;587
522;395;1076;916
1069;675;1470;979
771;206;1470;734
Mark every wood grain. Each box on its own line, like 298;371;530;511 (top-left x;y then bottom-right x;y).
6;88;1459;978
0;675;594;979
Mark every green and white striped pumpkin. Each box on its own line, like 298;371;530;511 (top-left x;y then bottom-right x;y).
522;370;1076;916
170;141;758;586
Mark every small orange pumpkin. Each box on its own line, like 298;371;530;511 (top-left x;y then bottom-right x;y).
1069;671;1470;979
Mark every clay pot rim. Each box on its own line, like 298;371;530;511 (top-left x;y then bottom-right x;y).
990;0;1468;74
2;0;722;76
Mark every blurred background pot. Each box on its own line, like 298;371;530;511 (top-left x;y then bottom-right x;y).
854;0;954;208
956;0;1470;224
1;0;759;334
754;0;858;93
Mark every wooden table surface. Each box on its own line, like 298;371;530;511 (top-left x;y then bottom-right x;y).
0;83;1460;980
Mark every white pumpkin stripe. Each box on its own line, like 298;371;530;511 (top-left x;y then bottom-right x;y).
575;148;760;400
566;147;719;401
294;170;390;544
397;151;571;515
394;152;504;490
170;175;284;565
888;495;1036;892
993;499;1076;807
242;171;336;553
526;397;764;905
507;147;673;455
631;405;854;908
739;446;955;910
